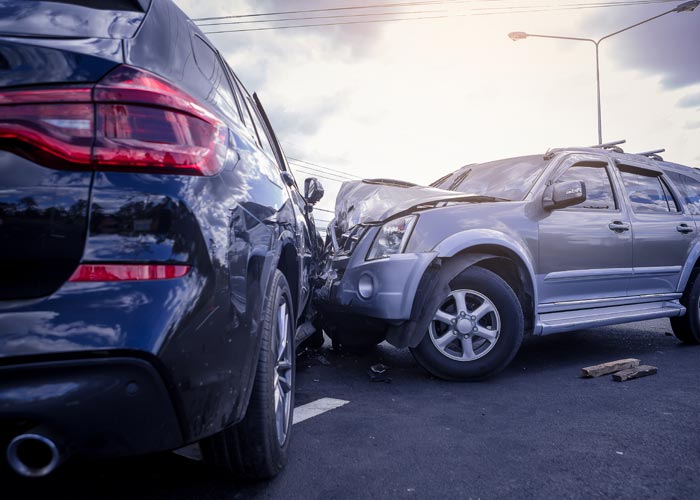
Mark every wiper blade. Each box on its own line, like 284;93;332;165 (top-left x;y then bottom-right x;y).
413;195;510;209
445;195;511;203
448;168;471;191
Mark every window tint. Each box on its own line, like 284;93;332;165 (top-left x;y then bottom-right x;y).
557;164;616;210
619;167;679;214
666;171;700;215
192;36;215;79
241;91;277;161
191;35;240;124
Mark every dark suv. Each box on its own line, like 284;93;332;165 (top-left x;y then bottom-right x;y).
317;142;700;381
0;0;323;479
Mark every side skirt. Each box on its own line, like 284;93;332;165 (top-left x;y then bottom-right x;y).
535;299;685;336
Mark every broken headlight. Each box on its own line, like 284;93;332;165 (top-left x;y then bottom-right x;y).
366;215;417;260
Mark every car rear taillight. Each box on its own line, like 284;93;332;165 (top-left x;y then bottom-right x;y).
68;264;190;282
0;66;227;176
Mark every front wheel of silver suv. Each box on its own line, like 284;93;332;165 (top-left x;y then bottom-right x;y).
410;267;524;381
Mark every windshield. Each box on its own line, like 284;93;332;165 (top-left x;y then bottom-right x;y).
430;155;549;201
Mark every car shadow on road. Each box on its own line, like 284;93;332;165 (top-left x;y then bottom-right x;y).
297;318;687;384
4;448;264;500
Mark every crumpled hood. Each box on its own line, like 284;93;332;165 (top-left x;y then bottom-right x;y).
334;179;478;230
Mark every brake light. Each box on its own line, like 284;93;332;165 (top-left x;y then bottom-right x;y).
68;264;190;282
0;66;227;176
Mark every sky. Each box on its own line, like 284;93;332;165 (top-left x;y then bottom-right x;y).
174;0;700;222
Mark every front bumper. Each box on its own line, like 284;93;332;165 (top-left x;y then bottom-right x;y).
317;226;437;321
0;356;184;458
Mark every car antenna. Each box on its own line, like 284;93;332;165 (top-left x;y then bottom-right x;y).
635;149;665;161
590;139;626;153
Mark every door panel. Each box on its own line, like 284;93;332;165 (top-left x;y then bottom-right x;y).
538;161;633;305
617;165;697;295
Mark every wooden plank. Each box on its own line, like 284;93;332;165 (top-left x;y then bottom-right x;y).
612;365;657;382
580;358;640;378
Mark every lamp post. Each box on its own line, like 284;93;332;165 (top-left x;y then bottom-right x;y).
508;0;698;145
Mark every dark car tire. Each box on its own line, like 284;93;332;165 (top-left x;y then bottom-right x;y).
671;271;700;344
200;270;295;480
410;266;524;381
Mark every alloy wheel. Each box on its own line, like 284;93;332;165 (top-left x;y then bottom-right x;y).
429;289;501;362
273;299;293;445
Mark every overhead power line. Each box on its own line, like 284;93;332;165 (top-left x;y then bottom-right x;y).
193;0;489;21
288;156;361;179
290;164;354;183
197;8;446;27
202;1;675;34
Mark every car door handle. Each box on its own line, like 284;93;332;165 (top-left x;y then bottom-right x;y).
608;221;630;232
677;224;694;234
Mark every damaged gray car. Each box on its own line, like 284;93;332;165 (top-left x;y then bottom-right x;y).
315;142;700;380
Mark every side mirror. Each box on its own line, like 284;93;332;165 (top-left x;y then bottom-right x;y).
304;177;324;205
543;180;586;210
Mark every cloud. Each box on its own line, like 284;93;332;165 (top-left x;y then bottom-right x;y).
678;92;700;109
177;0;388;148
686;121;700;130
584;4;700;90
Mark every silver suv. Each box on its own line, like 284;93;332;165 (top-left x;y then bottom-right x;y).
316;142;700;380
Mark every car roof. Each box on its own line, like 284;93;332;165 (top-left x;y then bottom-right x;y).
546;146;697;176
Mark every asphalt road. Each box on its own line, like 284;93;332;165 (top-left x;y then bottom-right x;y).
7;319;700;500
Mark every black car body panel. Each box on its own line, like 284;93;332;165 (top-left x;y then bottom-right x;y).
0;0;320;460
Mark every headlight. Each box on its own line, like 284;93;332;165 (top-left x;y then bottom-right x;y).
366;215;417;260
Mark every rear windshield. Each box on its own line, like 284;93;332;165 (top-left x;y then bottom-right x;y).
430;155;549;201
0;0;146;39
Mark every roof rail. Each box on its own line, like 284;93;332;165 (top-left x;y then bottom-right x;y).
590;139;626;153
636;149;665;161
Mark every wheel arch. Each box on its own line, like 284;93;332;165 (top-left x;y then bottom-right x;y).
387;236;538;348
276;240;300;319
677;241;700;293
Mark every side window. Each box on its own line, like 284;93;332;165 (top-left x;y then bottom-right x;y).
666;171;700;215
619;167;679;214
192;36;215;79
191;34;240;124
240;88;277;162
557;164;617;210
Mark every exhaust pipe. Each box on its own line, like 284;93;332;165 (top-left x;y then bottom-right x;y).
6;429;65;478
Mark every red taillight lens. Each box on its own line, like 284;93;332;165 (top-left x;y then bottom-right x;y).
0;66;227;176
68;264;190;282
94;66;227;176
0;89;93;168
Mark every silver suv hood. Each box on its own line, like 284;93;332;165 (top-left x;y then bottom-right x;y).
334;179;479;230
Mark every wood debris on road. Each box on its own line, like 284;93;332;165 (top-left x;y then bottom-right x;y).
580;358;641;378
612;365;658;382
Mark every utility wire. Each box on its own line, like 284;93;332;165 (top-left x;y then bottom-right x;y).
289;156;361;179
288;161;359;181
290;165;353;183
202;1;674;33
197;8;446;27
197;0;671;26
193;0;492;21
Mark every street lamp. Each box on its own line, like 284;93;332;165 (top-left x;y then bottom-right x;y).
508;0;699;145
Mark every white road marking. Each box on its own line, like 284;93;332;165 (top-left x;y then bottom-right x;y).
174;397;349;461
293;397;349;425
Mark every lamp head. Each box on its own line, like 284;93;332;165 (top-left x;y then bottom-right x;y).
508;31;528;41
675;0;699;12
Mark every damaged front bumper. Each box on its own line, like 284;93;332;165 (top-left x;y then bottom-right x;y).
316;225;437;322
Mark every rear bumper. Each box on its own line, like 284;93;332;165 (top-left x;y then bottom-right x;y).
0;356;184;457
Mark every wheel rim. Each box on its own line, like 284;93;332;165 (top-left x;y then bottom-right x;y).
429;289;501;362
273;299;293;446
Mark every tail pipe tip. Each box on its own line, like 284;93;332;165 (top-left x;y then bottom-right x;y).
6;432;63;478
